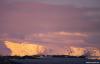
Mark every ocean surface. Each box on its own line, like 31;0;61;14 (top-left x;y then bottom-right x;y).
4;57;100;64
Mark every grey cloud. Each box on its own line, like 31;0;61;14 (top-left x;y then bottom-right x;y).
23;32;91;47
1;2;100;33
4;0;100;7
87;35;100;44
0;1;100;48
24;32;100;48
0;41;11;55
1;32;100;51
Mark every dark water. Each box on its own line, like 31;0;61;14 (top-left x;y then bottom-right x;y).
8;58;100;64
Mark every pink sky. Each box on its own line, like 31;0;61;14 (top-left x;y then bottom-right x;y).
0;0;100;55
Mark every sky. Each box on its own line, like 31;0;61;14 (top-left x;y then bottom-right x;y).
2;0;100;7
0;0;100;55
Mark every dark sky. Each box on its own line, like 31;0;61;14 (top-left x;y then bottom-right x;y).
3;0;100;7
0;0;100;49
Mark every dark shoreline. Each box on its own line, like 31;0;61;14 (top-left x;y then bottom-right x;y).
0;55;100;64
